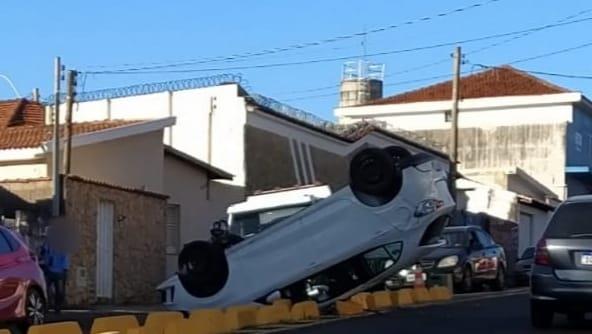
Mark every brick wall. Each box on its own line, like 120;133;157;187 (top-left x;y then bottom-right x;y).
64;176;167;305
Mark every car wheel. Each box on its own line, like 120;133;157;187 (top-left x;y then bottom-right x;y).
461;266;473;293
178;241;229;298
22;288;46;328
349;147;402;206
492;266;505;291
530;300;553;329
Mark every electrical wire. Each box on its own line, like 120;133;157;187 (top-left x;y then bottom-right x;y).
85;16;592;75
273;10;592;99
83;0;503;71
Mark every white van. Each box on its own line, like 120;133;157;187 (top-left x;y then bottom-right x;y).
227;184;332;239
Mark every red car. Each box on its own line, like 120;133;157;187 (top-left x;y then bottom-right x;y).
0;226;46;328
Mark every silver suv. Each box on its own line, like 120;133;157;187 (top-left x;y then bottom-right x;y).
530;195;592;328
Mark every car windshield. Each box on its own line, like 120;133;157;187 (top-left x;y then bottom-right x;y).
442;231;467;248
545;202;592;238
230;205;309;238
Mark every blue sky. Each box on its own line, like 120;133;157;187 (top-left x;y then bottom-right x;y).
1;0;591;120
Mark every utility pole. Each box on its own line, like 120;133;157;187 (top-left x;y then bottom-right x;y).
52;57;63;217
63;70;77;175
450;46;462;201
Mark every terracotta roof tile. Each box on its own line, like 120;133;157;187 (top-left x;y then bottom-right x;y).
0;120;141;150
0;99;45;127
366;66;570;105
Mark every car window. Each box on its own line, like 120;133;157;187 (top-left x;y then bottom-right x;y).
468;231;481;249
545;202;592;238
521;247;535;259
476;230;495;247
442;231;467;248
0;232;13;254
363;247;394;276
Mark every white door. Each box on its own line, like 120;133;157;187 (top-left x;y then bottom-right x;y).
519;212;534;255
96;200;114;299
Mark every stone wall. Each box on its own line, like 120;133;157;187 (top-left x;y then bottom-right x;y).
64;176;167;305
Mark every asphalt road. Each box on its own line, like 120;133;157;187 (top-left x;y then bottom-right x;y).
285;291;592;334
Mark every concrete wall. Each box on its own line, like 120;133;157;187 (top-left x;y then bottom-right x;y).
0;162;47;180
163;155;244;274
335;94;576;130
58;131;164;193
414;124;568;199
310;147;349;191
51;84;248;187
566;108;592;167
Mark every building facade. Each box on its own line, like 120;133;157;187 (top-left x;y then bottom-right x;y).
335;66;592;201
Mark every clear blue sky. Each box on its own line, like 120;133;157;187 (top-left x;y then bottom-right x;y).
1;0;591;120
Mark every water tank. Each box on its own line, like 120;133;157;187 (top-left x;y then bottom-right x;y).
339;61;384;107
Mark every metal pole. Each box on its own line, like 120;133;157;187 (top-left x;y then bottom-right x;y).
450;47;461;201
63;70;76;175
52;57;62;217
32;88;40;102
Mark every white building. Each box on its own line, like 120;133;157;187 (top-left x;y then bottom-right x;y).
335;66;592;201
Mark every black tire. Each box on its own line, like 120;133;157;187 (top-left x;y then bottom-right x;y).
349;147;402;206
19;287;46;331
461;266;473;293
530;300;553;329
178;241;229;298
492;266;506;291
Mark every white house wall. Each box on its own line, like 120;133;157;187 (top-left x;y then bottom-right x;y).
50;84;248;186
0;163;47;180
337;103;574;130
163;155;244;275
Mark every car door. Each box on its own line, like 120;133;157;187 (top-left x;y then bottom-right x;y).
0;230;21;320
475;230;499;279
467;230;487;279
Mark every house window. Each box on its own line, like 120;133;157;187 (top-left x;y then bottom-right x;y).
445;110;452;122
166;204;181;255
575;132;583;152
588;135;592;158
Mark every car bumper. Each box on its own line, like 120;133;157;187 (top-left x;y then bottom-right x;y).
531;268;592;310
425;266;463;283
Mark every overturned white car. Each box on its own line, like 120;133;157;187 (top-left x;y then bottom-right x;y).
157;146;455;311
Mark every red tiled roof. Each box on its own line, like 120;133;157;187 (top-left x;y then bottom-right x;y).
0;120;141;150
0;99;44;127
366;66;570;105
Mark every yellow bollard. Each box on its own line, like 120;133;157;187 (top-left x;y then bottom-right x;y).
336;300;364;316
350;292;377;310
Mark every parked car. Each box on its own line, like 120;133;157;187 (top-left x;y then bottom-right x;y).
384;264;427;290
409;226;506;293
514;247;534;286
0;225;47;328
157;146;455;311
530;195;592;328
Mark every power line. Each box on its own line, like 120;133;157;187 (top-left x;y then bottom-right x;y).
509;41;592;64
85;16;592;75
274;10;592;98
83;0;503;71
472;63;592;79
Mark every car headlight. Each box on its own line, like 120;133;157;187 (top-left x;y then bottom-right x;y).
414;199;444;217
437;255;459;268
398;269;410;277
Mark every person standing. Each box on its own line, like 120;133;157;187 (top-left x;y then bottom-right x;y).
40;226;70;314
